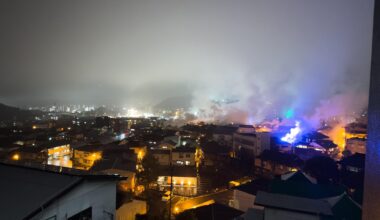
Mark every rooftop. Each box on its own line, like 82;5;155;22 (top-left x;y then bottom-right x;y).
255;191;333;216
0;162;121;219
176;203;243;220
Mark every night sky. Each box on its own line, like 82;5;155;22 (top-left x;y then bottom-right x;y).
0;0;374;122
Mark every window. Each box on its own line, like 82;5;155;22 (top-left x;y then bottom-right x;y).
68;207;92;220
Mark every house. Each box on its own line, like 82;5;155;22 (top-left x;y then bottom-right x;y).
100;168;137;192
0;143;21;159
229;179;269;212
8;146;47;163
201;140;231;166
254;150;303;176
172;147;196;166
0;163;121;220
339;153;365;202
175;203;243;220
156;166;198;196
73;144;137;171
340;153;365;173
72;145;103;170
251;190;362;220
244;171;361;220
41;140;71;161
151;149;171;165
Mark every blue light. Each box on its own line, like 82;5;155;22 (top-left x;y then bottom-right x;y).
285;109;294;119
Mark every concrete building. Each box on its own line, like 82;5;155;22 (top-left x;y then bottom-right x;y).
233;132;271;157
0;163;121;220
212;125;238;145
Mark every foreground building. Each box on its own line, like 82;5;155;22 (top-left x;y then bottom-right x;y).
0;163;121;220
238;171;361;220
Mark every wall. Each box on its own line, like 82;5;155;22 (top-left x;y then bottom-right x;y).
232;190;256;212
33;180;117;220
172;151;195;166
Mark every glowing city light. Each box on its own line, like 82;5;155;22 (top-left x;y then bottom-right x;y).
12;154;20;161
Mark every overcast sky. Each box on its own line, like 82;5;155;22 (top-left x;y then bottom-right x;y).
0;0;374;121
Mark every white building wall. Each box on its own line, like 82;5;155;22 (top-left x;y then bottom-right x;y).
32;180;117;220
232;190;256;212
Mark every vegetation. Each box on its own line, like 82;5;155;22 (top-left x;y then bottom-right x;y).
304;156;339;184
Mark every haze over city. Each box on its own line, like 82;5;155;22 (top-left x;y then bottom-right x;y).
0;1;377;219
0;0;373;124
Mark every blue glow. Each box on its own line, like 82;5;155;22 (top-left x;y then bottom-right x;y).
281;121;301;144
285;109;294;119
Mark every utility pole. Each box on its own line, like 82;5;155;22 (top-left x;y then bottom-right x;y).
169;145;173;220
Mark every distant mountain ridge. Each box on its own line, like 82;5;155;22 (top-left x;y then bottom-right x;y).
0;103;40;122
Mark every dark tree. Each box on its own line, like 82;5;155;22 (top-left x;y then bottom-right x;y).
303;156;339;184
138;152;160;190
175;211;197;220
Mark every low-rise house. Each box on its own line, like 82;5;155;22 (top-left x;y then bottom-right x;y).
242;171;361;220
0;163;121;220
151;149;170;165
72;145;103;170
172;147;196;166
229;179;269;212
8;146;47;163
253;191;334;220
157;166;198;196
41;140;71;159
175;203;243;220
254;150;303;176
201;141;231;166
0;143;20;159
92;158;137;192
72;143;137;171
339;153;365;202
